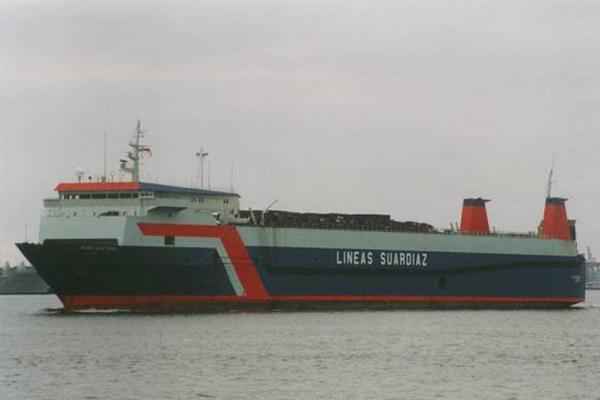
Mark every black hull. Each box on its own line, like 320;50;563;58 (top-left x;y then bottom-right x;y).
16;241;586;311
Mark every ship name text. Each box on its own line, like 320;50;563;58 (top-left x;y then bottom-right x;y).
335;250;428;267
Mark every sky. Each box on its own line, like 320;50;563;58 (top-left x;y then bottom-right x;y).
1;0;599;263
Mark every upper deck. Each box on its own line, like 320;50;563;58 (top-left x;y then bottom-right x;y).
44;181;241;222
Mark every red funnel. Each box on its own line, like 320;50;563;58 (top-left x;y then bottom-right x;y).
460;198;490;235
541;197;571;240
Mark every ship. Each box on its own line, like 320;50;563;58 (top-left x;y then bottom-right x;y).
16;121;586;310
0;262;51;294
585;248;600;290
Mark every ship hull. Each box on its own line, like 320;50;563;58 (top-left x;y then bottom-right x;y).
16;224;586;310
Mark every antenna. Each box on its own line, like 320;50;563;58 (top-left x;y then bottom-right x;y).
195;148;209;188
207;161;211;189
103;105;108;181
103;128;107;182
545;156;556;199
230;163;234;193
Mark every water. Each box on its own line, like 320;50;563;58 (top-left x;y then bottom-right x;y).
1;294;599;400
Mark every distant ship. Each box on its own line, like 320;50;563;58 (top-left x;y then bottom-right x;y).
16;121;585;310
0;262;51;294
585;248;600;290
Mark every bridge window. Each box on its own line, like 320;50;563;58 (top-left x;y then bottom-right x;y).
99;211;120;217
164;236;175;246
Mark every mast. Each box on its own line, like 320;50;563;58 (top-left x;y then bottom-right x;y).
120;120;149;182
103;128;107;182
195;148;209;188
130;120;143;181
546;156;556;199
545;167;553;199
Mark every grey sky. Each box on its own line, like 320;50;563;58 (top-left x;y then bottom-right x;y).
1;0;599;263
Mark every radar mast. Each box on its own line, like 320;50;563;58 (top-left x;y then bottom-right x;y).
120;120;150;182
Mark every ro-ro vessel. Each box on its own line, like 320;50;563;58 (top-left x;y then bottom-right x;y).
17;122;586;310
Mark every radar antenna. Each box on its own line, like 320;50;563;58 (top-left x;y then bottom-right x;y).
195;148;209;188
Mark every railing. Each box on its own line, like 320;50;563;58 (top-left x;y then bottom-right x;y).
236;220;541;239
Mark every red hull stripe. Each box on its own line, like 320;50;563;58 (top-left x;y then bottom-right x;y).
137;223;270;300
59;295;584;309
272;295;584;303
55;182;141;192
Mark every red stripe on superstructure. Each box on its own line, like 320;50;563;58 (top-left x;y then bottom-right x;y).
137;223;270;300
59;294;584;309
55;182;141;192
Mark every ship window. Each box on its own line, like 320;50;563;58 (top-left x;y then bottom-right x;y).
92;194;107;199
164;236;175;246
132;193;139;199
107;193;119;199
99;211;120;217
224;199;229;204
80;194;91;199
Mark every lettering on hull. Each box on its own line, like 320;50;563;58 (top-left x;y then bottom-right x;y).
335;250;428;267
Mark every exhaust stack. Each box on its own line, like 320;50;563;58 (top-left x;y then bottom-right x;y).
541;197;571;241
460;198;490;235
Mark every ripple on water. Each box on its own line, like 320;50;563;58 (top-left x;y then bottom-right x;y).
0;293;599;400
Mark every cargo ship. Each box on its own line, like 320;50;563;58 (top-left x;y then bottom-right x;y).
17;122;586;310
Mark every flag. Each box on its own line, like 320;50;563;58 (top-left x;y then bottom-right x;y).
140;146;152;156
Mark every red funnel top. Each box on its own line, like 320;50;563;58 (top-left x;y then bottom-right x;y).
541;197;571;240
460;198;490;235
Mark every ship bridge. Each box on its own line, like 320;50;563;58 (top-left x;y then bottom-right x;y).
45;181;240;221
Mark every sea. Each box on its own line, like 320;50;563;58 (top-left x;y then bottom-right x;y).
1;293;599;400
